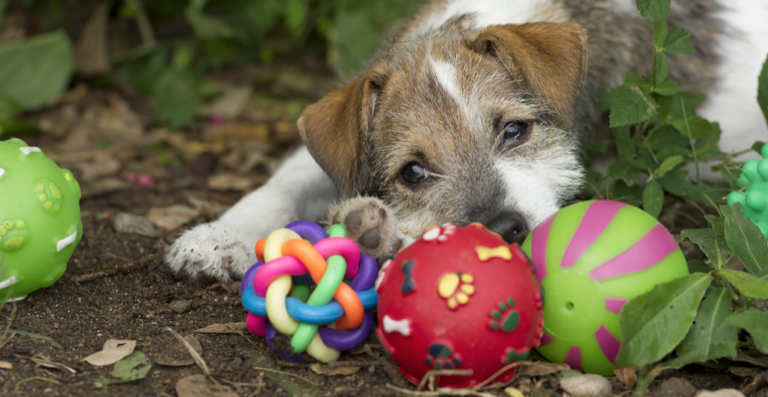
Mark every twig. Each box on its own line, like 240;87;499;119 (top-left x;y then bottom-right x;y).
251;366;320;385
15;376;61;391
416;369;473;391
0;330;63;349
386;383;497;397
473;361;523;390
164;327;210;375
123;0;156;47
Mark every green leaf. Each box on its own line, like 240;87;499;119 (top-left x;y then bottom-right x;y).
97;351;152;386
653;80;679;96
666;287;737;368
655;53;670;87
184;0;235;39
687;259;712;274
672;116;712;139
663;25;695;54
653;20;667;49
642;179;663;218
681;224;733;270
609;159;641;186
610;180;644;206
718;269;768;299
722;309;768;354
753;141;766;155
636;0;671;22
657;169;728;204
669;92;704;120
721;203;768;276
654;155;683;178
151;67;201;129
609;83;658;128
758;53;768;125
0;31;74;110
616;273;713;367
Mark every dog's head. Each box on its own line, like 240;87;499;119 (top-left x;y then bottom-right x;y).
299;22;588;243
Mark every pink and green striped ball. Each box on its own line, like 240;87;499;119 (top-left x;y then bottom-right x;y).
521;200;688;376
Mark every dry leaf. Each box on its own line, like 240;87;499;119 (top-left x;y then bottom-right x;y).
176;374;238;397
82;339;136;366
75;156;121;182
198;85;252;119
517;361;570;377
147;205;200;230
504;387;525;397
187;196;228;217
155;335;202;367
207;173;253;191
310;363;361;376
195;322;246;334
81;177;129;198
0;360;12;369
113;213;156;237
203;123;270;144
74;1;110;74
614;366;639;388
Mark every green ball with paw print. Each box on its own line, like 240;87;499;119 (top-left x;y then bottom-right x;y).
0;138;83;301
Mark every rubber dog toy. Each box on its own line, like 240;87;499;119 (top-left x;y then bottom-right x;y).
376;223;543;389
0;138;83;301
727;144;768;241
521;200;688;376
241;221;378;362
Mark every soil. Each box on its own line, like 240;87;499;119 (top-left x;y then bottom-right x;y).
0;63;762;397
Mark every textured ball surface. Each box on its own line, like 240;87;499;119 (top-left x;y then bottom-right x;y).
727;144;768;241
0;138;82;301
521;200;688;376
376;224;543;389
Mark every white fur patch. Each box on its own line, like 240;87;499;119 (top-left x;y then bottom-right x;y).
422;0;568;32
166;146;339;281
494;148;583;229
697;0;768;162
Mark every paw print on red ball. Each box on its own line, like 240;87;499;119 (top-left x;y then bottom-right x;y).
424;343;462;370
438;272;475;309
421;224;457;243
489;297;520;333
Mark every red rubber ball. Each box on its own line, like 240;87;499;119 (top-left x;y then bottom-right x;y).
376;223;543;389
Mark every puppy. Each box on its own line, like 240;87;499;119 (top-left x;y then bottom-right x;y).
167;0;768;281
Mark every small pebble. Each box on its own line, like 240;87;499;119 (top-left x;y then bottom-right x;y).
113;213;156;237
560;374;611;397
657;377;696;397
695;390;746;397
229;357;242;370
169;300;192;314
368;365;375;373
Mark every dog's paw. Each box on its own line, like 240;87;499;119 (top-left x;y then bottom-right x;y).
326;196;404;262
165;222;255;283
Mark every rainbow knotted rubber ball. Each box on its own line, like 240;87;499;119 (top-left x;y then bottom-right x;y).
521;200;688;376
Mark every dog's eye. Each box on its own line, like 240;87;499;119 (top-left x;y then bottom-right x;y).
401;162;428;184
502;121;529;144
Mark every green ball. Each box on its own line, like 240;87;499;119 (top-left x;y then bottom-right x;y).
0;138;83;301
521;200;688;376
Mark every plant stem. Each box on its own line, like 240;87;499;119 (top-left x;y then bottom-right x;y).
124;0;156;48
680;98;701;187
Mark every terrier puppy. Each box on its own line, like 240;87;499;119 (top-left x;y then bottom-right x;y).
167;0;768;281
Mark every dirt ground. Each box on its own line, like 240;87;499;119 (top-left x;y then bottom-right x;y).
0;63;764;397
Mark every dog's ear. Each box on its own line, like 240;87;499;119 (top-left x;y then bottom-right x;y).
470;22;588;129
297;77;382;196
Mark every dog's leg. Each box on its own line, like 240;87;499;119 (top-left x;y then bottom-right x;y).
324;196;406;263
165;146;339;281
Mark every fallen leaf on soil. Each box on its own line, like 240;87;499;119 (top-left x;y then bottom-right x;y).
207;173;253;191
614;366;639;388
203;122;270;144
0;361;11;369
310;363;361;376
517;361;569;376
95;351;152;387
81;177;129;198
155;335;203;367
75;156;121;182
147;205;200;230
198;85;252;119
187;196;228;217
195;322;246;334
113;213;156;237
176;374;238;397
169;299;192;314
82;339;136;366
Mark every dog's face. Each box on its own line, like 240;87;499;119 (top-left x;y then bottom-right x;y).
299;22;588;243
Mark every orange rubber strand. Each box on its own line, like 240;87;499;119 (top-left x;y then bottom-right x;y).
282;239;364;330
255;238;266;261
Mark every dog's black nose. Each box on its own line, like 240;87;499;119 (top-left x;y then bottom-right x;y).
484;211;528;245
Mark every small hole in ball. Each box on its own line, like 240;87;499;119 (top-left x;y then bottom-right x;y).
565;301;575;311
